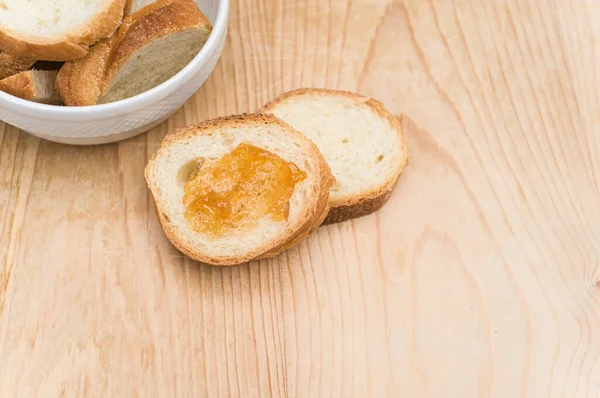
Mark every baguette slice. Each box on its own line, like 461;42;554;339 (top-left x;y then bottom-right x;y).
0;0;127;61
0;70;62;104
145;114;335;266
0;51;35;80
262;89;408;224
56;0;212;106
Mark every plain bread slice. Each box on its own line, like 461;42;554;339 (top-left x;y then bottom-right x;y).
0;0;127;61
262;88;408;224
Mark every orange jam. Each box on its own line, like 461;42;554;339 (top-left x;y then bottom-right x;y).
182;143;307;237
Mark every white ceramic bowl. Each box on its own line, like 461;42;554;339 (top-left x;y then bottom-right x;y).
0;0;228;145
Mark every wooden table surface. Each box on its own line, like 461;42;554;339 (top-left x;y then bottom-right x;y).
2;0;600;396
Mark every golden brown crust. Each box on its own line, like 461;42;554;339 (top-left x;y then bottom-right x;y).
261;88;408;225
322;190;394;225
56;0;211;106
0;32;89;62
0;70;35;100
145;113;334;266
0;52;35;80
0;0;127;61
56;39;114;106
74;0;128;46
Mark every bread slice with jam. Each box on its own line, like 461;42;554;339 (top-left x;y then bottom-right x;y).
145;113;335;266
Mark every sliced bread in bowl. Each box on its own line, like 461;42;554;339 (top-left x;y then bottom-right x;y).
262;88;408;224
0;70;62;104
145;114;335;266
56;0;212;106
0;51;34;80
99;0;211;104
0;0;127;61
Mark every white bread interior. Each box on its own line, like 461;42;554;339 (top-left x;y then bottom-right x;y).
30;70;62;104
0;0;110;39
262;89;407;222
0;0;126;60
145;114;333;266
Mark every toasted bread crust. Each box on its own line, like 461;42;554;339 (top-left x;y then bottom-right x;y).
56;0;211;106
0;71;35;100
262;88;408;224
0;52;35;80
145;113;334;266
0;32;89;62
323;190;394;225
0;0;127;61
56;39;114;106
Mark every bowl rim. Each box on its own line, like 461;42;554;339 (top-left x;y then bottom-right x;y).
0;0;229;122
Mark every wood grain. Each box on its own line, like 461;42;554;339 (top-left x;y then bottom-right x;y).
2;0;600;396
